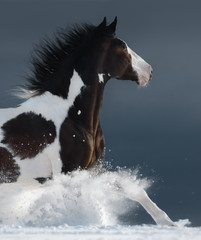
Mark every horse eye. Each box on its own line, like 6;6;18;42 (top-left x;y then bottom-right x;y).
121;43;127;50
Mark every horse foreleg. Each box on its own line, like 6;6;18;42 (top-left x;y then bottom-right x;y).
114;179;175;226
128;188;175;226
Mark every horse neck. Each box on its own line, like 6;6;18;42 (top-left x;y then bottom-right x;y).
88;78;105;133
68;70;106;134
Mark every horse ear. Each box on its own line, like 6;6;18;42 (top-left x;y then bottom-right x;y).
96;17;107;31
107;17;117;34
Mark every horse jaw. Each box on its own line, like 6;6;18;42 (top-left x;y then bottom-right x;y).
127;46;152;86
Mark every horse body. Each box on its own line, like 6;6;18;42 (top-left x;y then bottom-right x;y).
0;17;175;226
0;69;105;182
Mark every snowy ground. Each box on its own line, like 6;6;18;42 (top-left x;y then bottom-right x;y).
1;223;201;240
0;167;200;240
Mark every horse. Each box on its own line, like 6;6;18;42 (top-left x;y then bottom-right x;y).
0;17;174;226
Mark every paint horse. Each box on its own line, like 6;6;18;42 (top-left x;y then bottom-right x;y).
0;17;174;226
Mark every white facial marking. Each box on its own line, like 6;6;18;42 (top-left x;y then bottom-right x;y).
77;110;81;115
127;45;152;86
98;73;104;83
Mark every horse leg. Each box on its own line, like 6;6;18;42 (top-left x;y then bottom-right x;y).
113;178;175;226
0;147;20;183
126;188;175;226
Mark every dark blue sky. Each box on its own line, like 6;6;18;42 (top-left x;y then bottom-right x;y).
0;0;201;226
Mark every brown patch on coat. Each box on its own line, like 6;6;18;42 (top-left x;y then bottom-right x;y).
1;112;56;159
0;147;20;183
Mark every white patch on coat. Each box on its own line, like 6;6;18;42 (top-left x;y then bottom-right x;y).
126;45;152;86
98;74;104;83
0;70;85;181
77;110;81;115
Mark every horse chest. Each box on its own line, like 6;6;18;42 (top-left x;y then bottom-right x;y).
59;117;105;173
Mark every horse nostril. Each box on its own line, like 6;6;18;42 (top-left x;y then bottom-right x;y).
148;66;153;81
149;71;153;81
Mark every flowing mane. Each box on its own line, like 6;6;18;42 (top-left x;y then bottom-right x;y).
21;23;97;99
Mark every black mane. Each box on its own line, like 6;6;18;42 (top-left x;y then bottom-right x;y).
23;23;97;98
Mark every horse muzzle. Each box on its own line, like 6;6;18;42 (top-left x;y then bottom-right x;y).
127;46;152;87
137;64;153;86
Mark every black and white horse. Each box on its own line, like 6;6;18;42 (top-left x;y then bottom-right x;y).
0;17;174;225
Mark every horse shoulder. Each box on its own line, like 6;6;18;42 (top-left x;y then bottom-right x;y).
59;117;105;172
59;117;94;173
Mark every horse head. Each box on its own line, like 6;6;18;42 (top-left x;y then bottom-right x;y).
95;17;153;86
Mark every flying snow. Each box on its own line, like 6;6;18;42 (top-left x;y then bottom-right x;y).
0;166;197;240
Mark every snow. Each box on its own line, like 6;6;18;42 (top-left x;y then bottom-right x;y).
1;223;201;240
0;167;200;239
0;168;148;226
